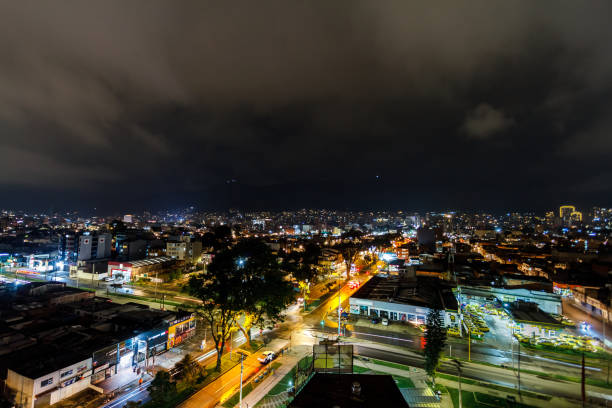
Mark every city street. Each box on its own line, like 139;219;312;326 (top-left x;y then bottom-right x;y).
352;344;611;405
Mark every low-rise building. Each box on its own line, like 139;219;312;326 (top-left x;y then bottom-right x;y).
107;256;176;282
349;275;459;328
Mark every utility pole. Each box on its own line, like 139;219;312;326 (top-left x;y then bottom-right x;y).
468;327;471;362
603;313;609;385
581;351;586;408
338;293;342;337
239;353;244;408
91;263;95;289
155;271;159;308
518;340;522;403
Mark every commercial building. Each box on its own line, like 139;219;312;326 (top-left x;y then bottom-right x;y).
349;275;459;328
0;282;196;407
505;300;564;338
107;256;176;282
6;348;93;408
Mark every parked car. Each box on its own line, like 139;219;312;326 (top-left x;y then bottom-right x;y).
258;351;276;364
382;318;389;326
371;317;381;324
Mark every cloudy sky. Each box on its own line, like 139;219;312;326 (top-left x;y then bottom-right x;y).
1;1;611;213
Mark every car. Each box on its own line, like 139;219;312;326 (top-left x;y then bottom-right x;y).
382;318;389;326
341;311;350;319
258;351;276;364
103;276;114;282
371;317;381;324
447;328;460;337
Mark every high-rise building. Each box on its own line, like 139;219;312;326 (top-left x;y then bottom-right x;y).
559;205;582;224
77;232;112;261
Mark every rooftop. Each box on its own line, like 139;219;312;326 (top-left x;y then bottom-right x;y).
506;301;562;326
352;276;458;311
289;373;409;408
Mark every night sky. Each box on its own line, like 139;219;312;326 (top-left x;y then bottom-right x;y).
1;1;611;213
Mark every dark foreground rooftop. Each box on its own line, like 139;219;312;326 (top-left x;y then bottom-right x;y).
289;373;409;408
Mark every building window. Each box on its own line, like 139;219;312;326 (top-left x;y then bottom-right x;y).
41;378;53;387
60;369;73;378
380;310;389;318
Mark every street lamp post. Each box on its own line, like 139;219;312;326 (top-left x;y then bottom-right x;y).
338;293;342;338
239;354;244;408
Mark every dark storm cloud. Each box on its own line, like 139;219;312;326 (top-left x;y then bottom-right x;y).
0;1;611;211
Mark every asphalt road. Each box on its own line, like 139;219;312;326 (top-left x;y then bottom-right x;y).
353;344;609;405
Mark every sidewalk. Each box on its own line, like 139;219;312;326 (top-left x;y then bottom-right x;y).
236;345;311;408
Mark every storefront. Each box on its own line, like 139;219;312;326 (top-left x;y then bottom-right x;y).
167;314;196;349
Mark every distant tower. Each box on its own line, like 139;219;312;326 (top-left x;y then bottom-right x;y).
559;205;582;224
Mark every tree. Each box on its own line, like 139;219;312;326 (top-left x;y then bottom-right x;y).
174;354;203;386
188;239;293;369
424;307;446;383
188;249;244;371
148;370;177;405
233;240;294;346
336;230;363;280
336;243;360;281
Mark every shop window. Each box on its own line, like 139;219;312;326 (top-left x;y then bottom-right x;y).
390;312;398;320
370;309;379;316
380;311;389;318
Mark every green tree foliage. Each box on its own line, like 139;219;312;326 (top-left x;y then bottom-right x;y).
174;354;203;386
188;238;293;369
424;307;446;382
148;370;177;405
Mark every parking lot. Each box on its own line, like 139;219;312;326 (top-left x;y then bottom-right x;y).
461;301;605;355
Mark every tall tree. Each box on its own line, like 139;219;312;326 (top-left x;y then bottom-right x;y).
424;307;446;383
174;354;202;386
188;248;246;371
233;240;294;346
148;370;177;405
188;238;293;367
336;230;363;280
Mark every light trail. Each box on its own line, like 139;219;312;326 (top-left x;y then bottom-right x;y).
103;380;152;408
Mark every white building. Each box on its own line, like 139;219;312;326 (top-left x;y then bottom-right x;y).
349;276;460;328
7;355;92;408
